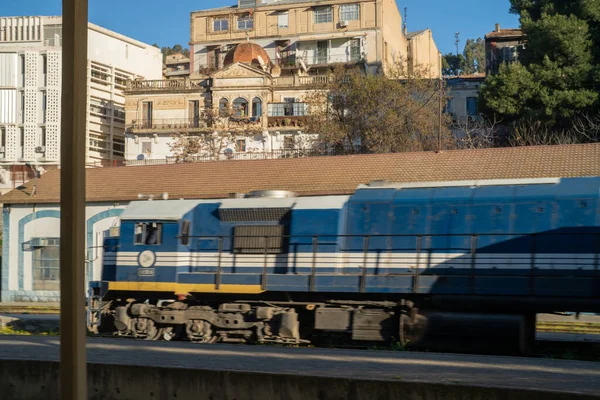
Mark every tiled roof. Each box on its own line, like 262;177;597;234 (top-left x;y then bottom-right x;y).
406;30;428;40
2;143;600;204
485;29;524;39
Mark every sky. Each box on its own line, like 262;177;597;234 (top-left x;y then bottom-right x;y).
1;0;520;55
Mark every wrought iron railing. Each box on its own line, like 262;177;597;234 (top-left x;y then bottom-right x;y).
125;78;206;91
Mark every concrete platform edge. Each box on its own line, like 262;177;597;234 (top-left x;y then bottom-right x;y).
0;359;598;400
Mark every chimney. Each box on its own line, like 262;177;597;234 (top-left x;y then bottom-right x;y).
495;23;500;32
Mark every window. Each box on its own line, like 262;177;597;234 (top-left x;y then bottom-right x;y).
181;220;191;246
142;101;153;127
252;97;262;118
42;92;47;123
214;18;229;32
283;136;295;150
19;127;24;158
236;139;246;152
278;12;289;28
314;7;333;24
141;141;153;155
237;15;254;30
0;127;6;155
268;102;308;117
233;97;249;117
219;98;229;116
32;238;60;291
20;92;25;123
317;40;328;64
42;54;47;86
349;38;361;61
39;127;46;147
134;222;162;245
340;4;360;21
466;97;478;117
189;100;200;127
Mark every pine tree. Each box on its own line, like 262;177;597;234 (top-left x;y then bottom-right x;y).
480;1;600;126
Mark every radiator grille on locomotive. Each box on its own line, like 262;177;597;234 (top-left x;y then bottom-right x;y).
233;225;285;254
219;208;290;222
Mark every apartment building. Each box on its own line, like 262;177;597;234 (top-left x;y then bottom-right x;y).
123;0;441;163
190;0;440;77
0;16;162;193
485;23;526;75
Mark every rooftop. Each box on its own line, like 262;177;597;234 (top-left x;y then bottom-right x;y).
2;143;600;205
192;0;359;14
406;30;428;40
485;28;524;40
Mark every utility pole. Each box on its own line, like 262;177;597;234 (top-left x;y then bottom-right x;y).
455;32;460;56
438;78;443;152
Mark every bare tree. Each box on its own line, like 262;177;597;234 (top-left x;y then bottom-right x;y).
453;114;502;149
303;60;454;155
169;104;265;162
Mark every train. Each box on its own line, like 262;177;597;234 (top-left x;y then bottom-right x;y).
86;176;600;352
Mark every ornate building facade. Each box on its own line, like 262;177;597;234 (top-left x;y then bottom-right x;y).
124;0;442;163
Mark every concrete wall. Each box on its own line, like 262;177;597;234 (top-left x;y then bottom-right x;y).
1;202;126;302
0;359;595;400
381;0;407;71
408;30;441;78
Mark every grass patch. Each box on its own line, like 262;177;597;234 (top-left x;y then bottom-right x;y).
0;326;59;336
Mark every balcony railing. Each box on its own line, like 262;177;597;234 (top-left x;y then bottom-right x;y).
125;78;206;92
128;118;210;132
267;116;309;129
128;116;264;132
273;75;330;87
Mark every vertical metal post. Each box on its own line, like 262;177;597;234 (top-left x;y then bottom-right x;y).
60;0;88;399
215;237;223;290
412;236;422;294
261;236;268;290
360;236;369;293
594;234;600;297
310;236;318;291
529;234;537;295
470;235;478;294
438;78;443;152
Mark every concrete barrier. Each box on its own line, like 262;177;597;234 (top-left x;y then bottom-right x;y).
0;359;598;400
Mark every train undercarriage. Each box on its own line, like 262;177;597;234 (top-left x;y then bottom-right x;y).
87;293;538;354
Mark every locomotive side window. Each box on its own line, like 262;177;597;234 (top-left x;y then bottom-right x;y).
134;222;163;245
180;220;191;246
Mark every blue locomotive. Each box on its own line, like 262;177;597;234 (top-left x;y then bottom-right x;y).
87;177;600;350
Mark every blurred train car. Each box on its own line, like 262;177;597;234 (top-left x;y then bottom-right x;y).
87;177;600;352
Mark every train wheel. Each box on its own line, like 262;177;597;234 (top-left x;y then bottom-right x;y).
185;320;216;343
144;320;161;341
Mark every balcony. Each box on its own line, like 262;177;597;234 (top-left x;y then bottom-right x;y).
127;118;211;133
124;78;207;93
272;75;330;87
127;116;264;133
267;102;309;129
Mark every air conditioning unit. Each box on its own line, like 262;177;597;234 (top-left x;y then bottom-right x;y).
35;146;46;153
339;20;349;27
0;146;5;153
